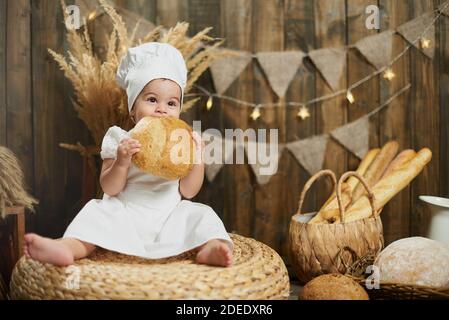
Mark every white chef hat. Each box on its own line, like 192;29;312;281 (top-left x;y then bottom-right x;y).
116;42;187;112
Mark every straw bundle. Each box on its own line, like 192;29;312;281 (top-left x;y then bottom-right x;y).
10;234;290;300
0;146;37;219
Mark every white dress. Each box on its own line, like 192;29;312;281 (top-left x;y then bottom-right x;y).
63;126;233;259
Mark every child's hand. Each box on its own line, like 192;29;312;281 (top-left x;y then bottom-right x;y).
116;138;141;168
191;131;205;164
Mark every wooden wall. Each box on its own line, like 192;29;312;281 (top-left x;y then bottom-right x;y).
1;0;448;261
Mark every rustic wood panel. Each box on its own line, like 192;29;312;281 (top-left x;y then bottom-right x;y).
6;0;35;233
379;0;412;243
0;0;6;146
410;0;440;237
186;0;225;220
314;0;347;207
115;0;157;23
252;0;286;252
1;0;448;253
346;0;380;168
220;0;253;236
439;0;449;198
31;0;83;237
157;0;189;27
283;0;316;257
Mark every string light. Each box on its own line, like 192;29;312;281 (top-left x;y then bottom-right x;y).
383;68;396;81
420;37;431;49
250;106;261;121
88;11;97;21
206;96;213;110
346;90;355;104
182;2;447;122
297;106;310;120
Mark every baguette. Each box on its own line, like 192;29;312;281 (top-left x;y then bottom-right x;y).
336;148;432;223
351;141;399;203
376;149;416;214
381;149;416;179
313;182;353;223
309;148;380;224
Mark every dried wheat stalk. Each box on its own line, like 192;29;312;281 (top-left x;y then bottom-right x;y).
0;146;38;219
51;0;231;157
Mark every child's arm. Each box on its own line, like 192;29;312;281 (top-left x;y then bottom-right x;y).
179;132;205;199
100;138;141;196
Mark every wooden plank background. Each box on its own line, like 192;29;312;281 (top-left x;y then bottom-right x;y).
0;0;448;262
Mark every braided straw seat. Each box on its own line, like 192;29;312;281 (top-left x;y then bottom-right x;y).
9;234;290;299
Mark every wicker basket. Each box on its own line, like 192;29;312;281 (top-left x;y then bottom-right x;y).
10;233;290;300
288;170;384;284
345;252;449;300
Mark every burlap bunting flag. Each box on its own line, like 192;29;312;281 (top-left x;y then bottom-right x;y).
244;139;284;185
256;51;306;98
355;30;394;69
330;117;369;159
285;134;329;175
440;1;449;17
203;132;234;182
209;50;253;95
397;12;435;59
308;48;346;91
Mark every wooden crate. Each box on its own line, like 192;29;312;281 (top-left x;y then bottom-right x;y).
0;206;25;289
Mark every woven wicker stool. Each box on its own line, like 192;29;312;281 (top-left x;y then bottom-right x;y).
9;234;290;299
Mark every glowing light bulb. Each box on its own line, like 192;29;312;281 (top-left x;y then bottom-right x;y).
88;11;97;21
250;106;261;120
206;96;213;110
420;38;431;49
383;68;395;81
346;90;355;104
297;106;310;120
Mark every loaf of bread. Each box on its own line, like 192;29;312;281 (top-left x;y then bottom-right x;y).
376;149;416;215
299;274;369;300
374;237;449;288
351;141;398;202
337;148;432;223
381;149;416;179
130;116;195;180
309;148;380;224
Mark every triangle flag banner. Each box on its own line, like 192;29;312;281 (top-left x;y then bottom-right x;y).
209;50;253;95
286;134;328;175
397;12;435;59
256;50;306;98
355;30;394;70
308;48;346;91
244;139;284;185
439;1;449;17
330;117;370;159
203;132;228;182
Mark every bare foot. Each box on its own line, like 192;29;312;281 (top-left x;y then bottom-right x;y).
24;233;74;266
195;240;233;267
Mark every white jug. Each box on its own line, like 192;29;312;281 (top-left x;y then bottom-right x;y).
419;196;449;245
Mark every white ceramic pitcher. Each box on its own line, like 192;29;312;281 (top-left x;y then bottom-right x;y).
419;195;449;245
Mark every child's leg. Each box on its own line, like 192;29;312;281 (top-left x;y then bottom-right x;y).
195;239;233;267
24;233;95;267
58;237;96;260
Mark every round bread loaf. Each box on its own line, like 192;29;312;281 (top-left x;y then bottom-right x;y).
130;116;194;180
374;237;449;288
299;274;369;300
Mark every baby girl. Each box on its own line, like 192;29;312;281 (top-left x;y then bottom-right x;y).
23;42;234;267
